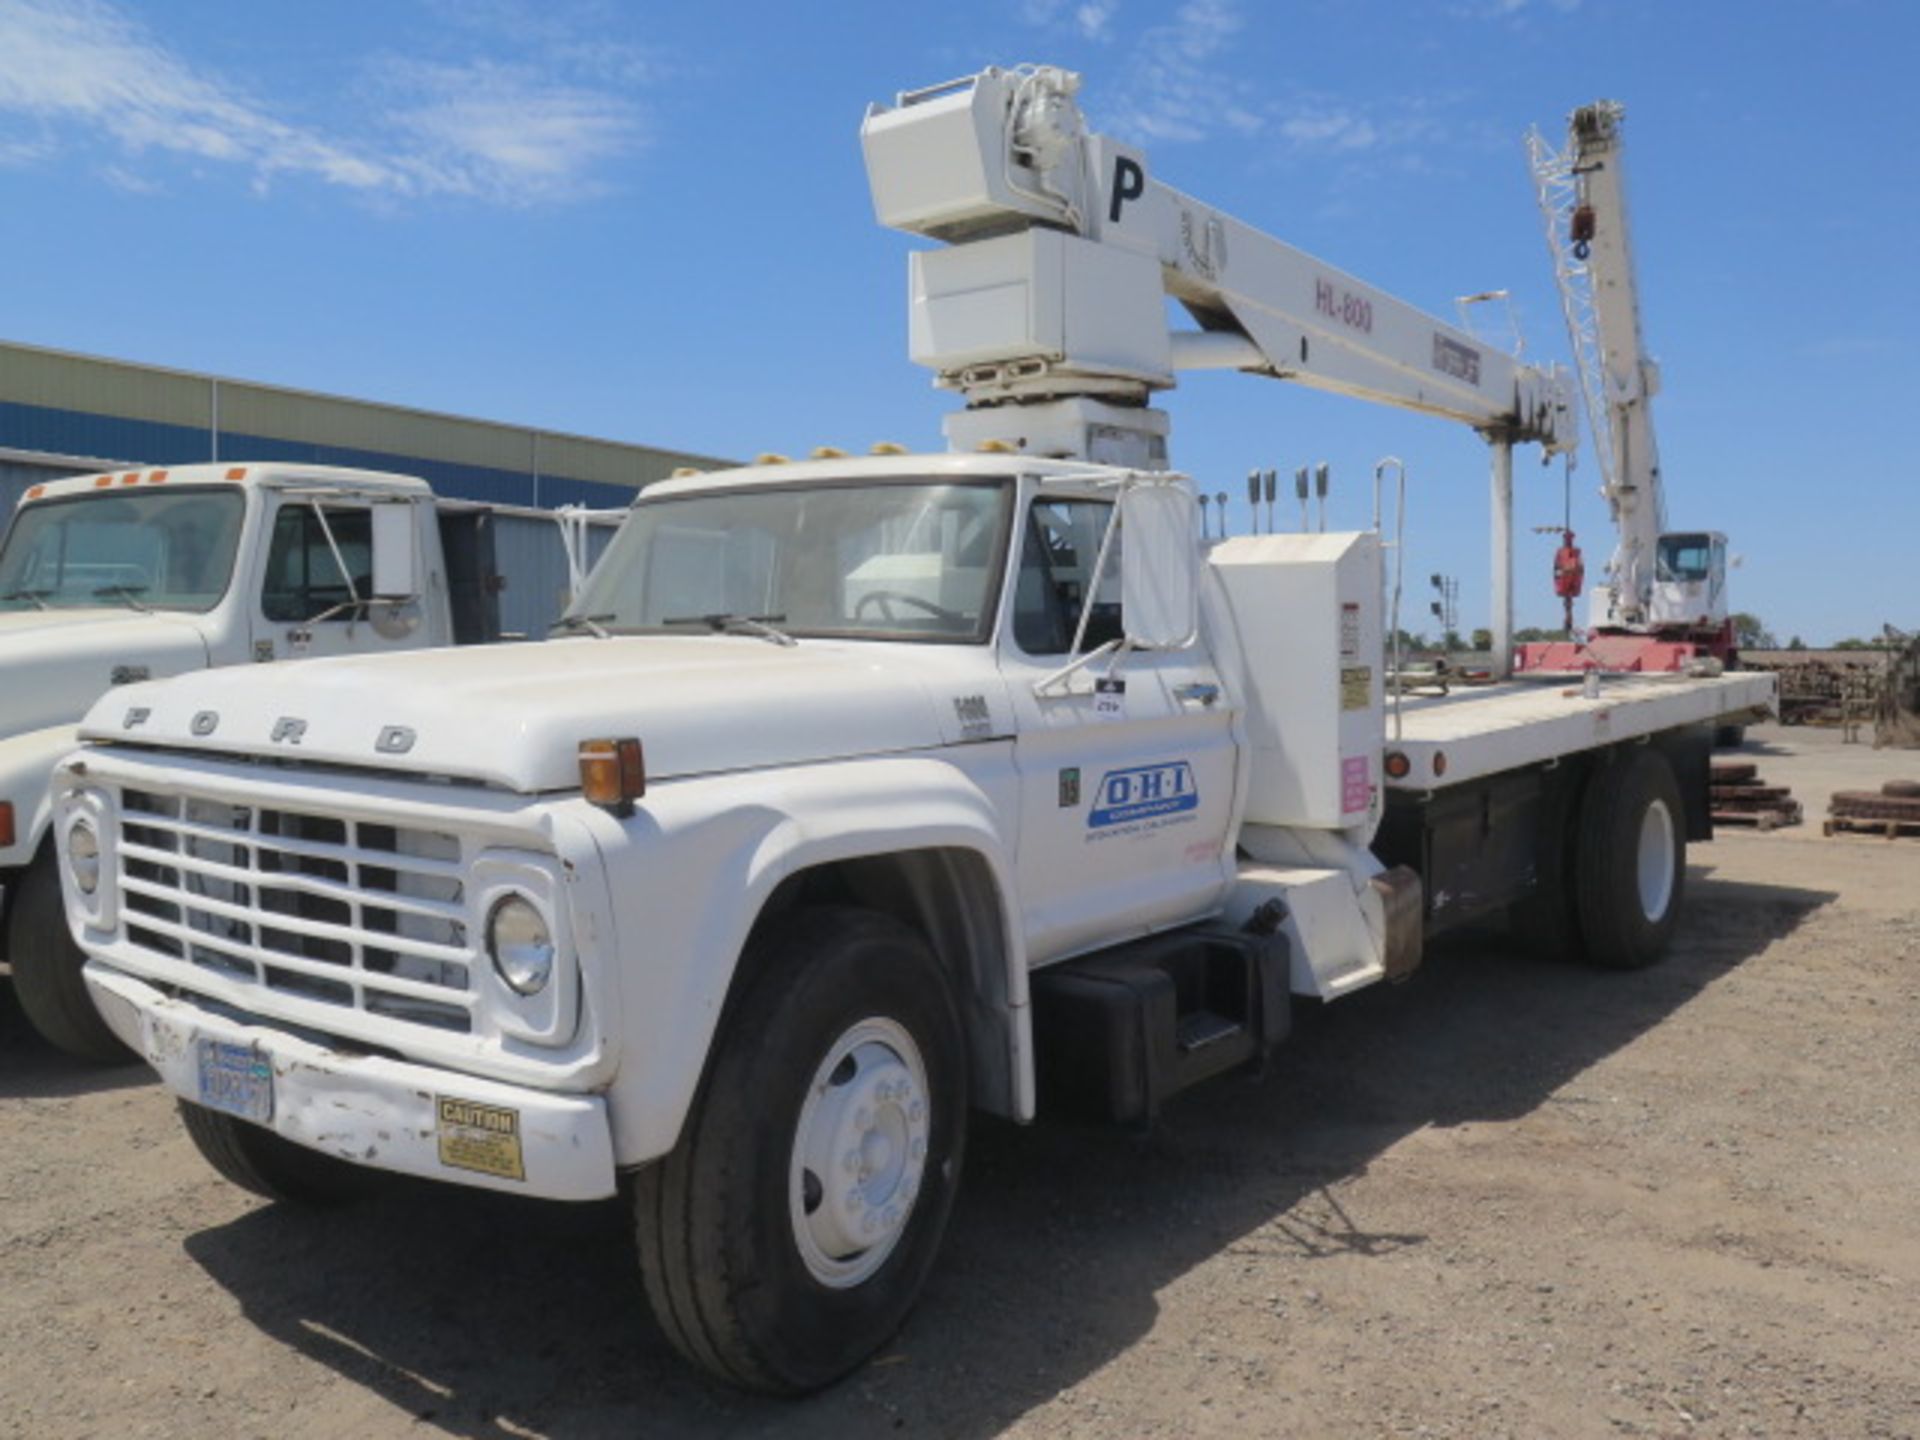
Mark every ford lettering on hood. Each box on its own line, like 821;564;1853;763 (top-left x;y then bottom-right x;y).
79;635;1003;792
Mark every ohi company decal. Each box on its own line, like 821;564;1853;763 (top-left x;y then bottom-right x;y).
1088;761;1199;836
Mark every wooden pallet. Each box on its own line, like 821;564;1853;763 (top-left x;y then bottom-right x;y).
1714;800;1803;832
1824;814;1920;840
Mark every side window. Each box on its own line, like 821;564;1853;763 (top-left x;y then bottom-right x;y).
1012;498;1123;656
261;505;373;622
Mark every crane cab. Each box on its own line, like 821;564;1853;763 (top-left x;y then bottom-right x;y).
1648;530;1729;633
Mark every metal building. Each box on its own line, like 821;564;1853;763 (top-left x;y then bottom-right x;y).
0;338;730;519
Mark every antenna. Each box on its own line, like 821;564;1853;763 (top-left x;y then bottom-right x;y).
1246;469;1262;534
1262;469;1277;533
1315;462;1330;532
1295;467;1310;531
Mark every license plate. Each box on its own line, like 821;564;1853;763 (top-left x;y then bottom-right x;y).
195;1039;274;1124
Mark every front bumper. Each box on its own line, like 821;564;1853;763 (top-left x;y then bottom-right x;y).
87;964;618;1202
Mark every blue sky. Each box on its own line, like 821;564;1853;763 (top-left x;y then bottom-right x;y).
0;0;1912;643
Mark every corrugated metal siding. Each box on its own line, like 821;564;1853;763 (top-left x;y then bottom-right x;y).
491;511;618;639
0;342;728;500
0;346;211;428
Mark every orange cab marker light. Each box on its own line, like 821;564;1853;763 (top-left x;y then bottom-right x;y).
25;485;44;500
225;467;247;482
579;737;645;814
148;469;168;483
121;472;142;485
93;475;113;488
0;801;14;849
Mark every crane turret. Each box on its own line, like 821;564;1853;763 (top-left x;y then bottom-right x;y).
862;63;1573;672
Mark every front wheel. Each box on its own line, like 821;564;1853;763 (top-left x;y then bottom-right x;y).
177;1101;381;1204
1574;748;1686;969
634;906;967;1394
9;849;134;1063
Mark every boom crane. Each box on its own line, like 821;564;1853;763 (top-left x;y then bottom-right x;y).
1516;100;1735;674
862;64;1572;675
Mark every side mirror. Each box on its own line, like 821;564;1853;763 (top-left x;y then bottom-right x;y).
371;501;419;599
1118;481;1198;650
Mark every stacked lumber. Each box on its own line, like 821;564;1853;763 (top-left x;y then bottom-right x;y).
1711;759;1802;831
1825;780;1920;839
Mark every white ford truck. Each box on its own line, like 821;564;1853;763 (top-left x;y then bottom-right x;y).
0;462;615;1059
54;66;1772;1393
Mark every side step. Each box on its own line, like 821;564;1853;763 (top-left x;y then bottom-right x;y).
1030;925;1290;1126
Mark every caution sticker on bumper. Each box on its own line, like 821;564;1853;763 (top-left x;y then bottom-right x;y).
436;1097;525;1182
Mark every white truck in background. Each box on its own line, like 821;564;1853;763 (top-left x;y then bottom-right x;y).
54;66;1772;1394
0;462;619;1059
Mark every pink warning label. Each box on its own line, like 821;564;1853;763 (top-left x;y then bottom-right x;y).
1341;755;1371;814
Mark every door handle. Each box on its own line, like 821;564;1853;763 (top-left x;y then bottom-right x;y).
1174;682;1220;707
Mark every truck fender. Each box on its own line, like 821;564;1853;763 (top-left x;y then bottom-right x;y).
580;753;1029;1169
0;724;81;876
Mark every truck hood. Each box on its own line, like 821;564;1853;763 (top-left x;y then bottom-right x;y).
80;635;1006;793
0;607;209;740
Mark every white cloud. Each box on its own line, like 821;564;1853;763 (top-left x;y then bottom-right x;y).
1018;0;1120;43
1075;1;1118;40
0;0;649;205
1101;0;1254;144
1448;0;1580;17
369;57;642;203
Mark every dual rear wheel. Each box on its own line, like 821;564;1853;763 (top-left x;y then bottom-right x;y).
1514;746;1686;970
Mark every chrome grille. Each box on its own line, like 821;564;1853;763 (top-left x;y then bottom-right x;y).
114;788;476;1033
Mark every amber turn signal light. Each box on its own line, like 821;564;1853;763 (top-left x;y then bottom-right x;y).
0;801;14;849
580;738;645;814
1383;751;1411;780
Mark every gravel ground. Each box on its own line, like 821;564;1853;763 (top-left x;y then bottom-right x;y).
3;723;1917;1439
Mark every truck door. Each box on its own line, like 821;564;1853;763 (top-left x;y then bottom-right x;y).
252;498;418;664
999;490;1237;963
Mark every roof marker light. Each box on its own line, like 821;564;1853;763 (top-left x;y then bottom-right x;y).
225;467;247;481
753;453;791;466
870;442;907;455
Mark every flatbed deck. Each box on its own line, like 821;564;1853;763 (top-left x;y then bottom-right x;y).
1382;671;1775;790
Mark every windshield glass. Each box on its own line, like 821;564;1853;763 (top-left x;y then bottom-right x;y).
1656;533;1713;583
0;488;246;614
573;478;1010;642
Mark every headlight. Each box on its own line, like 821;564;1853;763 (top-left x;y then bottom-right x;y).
67;819;101;895
486;894;554;996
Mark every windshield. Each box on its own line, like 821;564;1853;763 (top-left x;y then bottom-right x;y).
572;478;1011;642
0;487;247;614
1655;533;1713;583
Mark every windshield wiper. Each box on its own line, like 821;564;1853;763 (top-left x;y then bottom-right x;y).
662;612;797;648
551;612;615;639
93;583;152;613
1;587;51;610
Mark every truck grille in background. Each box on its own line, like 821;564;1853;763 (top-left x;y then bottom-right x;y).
115;789;475;1034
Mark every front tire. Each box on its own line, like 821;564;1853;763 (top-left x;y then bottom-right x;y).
9;849;134;1063
177;1101;379;1205
1574;748;1686;969
634;906;967;1394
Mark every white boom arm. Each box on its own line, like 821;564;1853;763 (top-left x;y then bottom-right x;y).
1531;101;1718;636
863;65;1572;672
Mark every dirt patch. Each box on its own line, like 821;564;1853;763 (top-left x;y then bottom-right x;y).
4;724;1917;1438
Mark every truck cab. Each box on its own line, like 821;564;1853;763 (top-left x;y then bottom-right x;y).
0;463;591;1058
